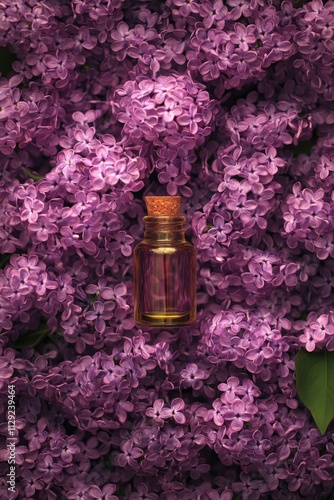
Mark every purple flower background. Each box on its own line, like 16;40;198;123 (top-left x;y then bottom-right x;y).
1;0;334;498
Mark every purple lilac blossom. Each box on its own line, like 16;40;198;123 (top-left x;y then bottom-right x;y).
1;0;334;499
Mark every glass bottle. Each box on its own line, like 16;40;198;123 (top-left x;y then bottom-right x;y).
134;196;196;327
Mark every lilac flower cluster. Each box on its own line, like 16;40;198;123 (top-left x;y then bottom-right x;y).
1;0;334;498
112;75;218;194
282;136;334;261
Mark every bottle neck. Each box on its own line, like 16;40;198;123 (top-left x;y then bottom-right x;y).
143;216;186;243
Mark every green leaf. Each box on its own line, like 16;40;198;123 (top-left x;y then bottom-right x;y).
295;348;334;434
15;326;50;349
21;167;45;181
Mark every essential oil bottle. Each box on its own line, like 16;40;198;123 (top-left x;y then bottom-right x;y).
134;196;196;327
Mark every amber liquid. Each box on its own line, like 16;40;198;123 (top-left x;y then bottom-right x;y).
134;241;196;327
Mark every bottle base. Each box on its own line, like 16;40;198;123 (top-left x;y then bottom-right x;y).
135;310;196;327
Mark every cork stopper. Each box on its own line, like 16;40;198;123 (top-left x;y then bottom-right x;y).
145;196;181;216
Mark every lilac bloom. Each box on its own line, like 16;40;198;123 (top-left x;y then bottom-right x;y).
242;262;272;289
107;159;139;186
74;127;98;154
111;22;135;60
156;96;183;123
116;440;143;469
245;337;274;367
108;230;134;256
173;0;200;16
232;472;266;499
162;398;186;424
51;436;81;463
229;23;256;51
158;165;188;195
180;363;209;390
36;455;63;483
100;283;129;309
0;350;22;379
72;110;97;125
272;263;300;287
129;483;159;500
218;376;241;403
314;233;334;260
209;214;233;243
29;214;58;241
21;197;44;223
44;51;76;80
177;104;203;134
84;301;115;333
24;419;48;451
224;399;257;431
306;449;332;483
146;399;170;424
315;154;334;179
206;399;226;426
199;1;228;29
252;251;280;272
21;469;44;498
56;274;75;302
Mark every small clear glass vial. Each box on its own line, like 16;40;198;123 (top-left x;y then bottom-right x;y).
134;196;196;327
